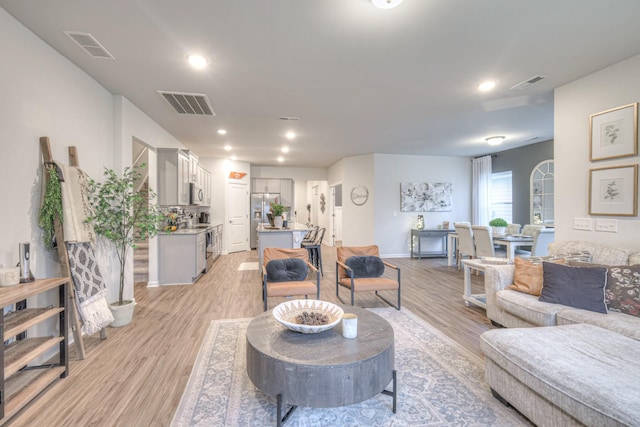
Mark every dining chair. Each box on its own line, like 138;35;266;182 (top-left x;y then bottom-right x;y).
335;245;400;310
521;224;545;236
453;222;475;269
471;225;495;258
516;229;555;258
506;223;521;235
262;247;320;311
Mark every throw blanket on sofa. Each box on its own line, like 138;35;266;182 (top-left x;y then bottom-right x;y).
66;242;114;335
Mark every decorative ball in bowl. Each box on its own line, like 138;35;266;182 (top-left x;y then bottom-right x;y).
272;300;344;334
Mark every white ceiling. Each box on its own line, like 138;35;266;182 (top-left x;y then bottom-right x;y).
3;0;640;167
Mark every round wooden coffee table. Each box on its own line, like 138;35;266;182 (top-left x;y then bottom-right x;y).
246;305;396;426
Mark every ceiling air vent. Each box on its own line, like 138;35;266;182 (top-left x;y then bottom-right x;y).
64;31;115;59
510;75;548;91
278;116;300;121
158;91;216;116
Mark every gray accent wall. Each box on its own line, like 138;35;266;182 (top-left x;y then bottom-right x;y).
490;140;554;227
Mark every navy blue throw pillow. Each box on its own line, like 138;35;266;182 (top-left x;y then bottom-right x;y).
345;256;385;278
266;258;308;282
539;261;608;314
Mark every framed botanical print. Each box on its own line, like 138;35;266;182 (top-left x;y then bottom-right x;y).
589;103;638;161
589;164;638;216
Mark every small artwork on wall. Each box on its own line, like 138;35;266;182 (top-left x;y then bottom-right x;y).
589;164;638;216
589;103;638;161
400;182;452;212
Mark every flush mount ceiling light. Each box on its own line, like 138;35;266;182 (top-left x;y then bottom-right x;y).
486;136;506;146
217;129;227;135
281;146;290;153
230;155;237;161
285;131;296;140
186;53;210;69
224;145;232;151
371;0;404;9
478;80;497;92
277;156;285;162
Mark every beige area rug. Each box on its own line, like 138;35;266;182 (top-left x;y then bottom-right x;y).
238;262;259;271
171;308;528;426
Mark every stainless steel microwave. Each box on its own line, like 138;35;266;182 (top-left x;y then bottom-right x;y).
190;182;203;205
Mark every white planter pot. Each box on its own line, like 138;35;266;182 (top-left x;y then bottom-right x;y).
273;216;284;228
110;300;135;327
491;226;507;235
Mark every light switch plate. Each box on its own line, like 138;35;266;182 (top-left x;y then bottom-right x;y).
573;217;592;231
595;219;618;233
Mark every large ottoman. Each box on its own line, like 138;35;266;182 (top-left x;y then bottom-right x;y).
480;324;640;427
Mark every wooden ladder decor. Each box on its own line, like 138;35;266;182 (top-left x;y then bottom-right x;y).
40;136;108;360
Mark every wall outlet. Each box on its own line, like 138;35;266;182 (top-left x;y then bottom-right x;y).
573;217;592;231
595;219;618;233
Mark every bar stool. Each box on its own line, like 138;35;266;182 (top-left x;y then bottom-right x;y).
302;227;325;276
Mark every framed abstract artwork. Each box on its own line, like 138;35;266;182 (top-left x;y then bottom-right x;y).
589;103;638;161
589;164;638;216
400;182;452;212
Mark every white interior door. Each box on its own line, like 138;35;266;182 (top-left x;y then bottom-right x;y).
227;182;249;253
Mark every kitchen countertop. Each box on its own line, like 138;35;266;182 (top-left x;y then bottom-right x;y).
257;222;312;233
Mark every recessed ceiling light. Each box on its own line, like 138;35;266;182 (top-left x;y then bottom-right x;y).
281;146;289;153
277;156;284;162
371;0;404;9
486;136;506;146
478;80;497;92
285;131;296;140
224;145;232;151
186;54;209;69
217;129;227;135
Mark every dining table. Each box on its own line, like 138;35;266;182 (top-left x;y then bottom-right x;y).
447;232;534;265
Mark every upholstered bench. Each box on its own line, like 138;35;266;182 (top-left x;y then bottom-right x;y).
480;324;640;427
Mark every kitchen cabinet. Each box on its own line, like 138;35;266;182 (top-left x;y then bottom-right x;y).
280;178;293;209
188;151;199;184
252;179;281;194
0;278;68;423
211;224;223;261
157;148;190;206
199;167;211;206
158;230;207;284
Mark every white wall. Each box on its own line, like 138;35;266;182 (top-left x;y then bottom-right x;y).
0;7;191;311
555;54;640;249
374;154;472;257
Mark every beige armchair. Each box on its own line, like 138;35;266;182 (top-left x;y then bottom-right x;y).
262;247;320;311
336;245;400;310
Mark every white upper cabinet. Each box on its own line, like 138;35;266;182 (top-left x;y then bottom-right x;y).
157;148;190;206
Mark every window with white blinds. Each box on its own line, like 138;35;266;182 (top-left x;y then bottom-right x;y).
491;171;512;223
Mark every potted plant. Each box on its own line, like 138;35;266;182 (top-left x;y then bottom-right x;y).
270;202;288;228
87;164;164;327
489;217;508;235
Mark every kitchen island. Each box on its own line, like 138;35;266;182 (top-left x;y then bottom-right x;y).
257;223;313;269
158;225;211;285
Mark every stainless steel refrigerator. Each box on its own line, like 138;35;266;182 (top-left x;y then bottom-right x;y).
250;193;281;249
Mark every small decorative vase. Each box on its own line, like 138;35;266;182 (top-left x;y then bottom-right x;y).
274;216;284;228
416;215;425;230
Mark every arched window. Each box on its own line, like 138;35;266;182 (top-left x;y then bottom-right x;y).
530;160;554;226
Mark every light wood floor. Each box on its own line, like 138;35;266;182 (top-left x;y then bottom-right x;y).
8;246;492;426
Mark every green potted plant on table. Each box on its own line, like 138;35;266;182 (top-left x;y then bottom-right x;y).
269;202;288;228
489;217;508;235
87;164;164;327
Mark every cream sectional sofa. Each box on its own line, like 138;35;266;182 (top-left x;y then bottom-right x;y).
484;240;640;334
480;241;640;426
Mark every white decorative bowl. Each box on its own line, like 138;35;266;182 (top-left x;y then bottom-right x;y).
272;300;344;334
